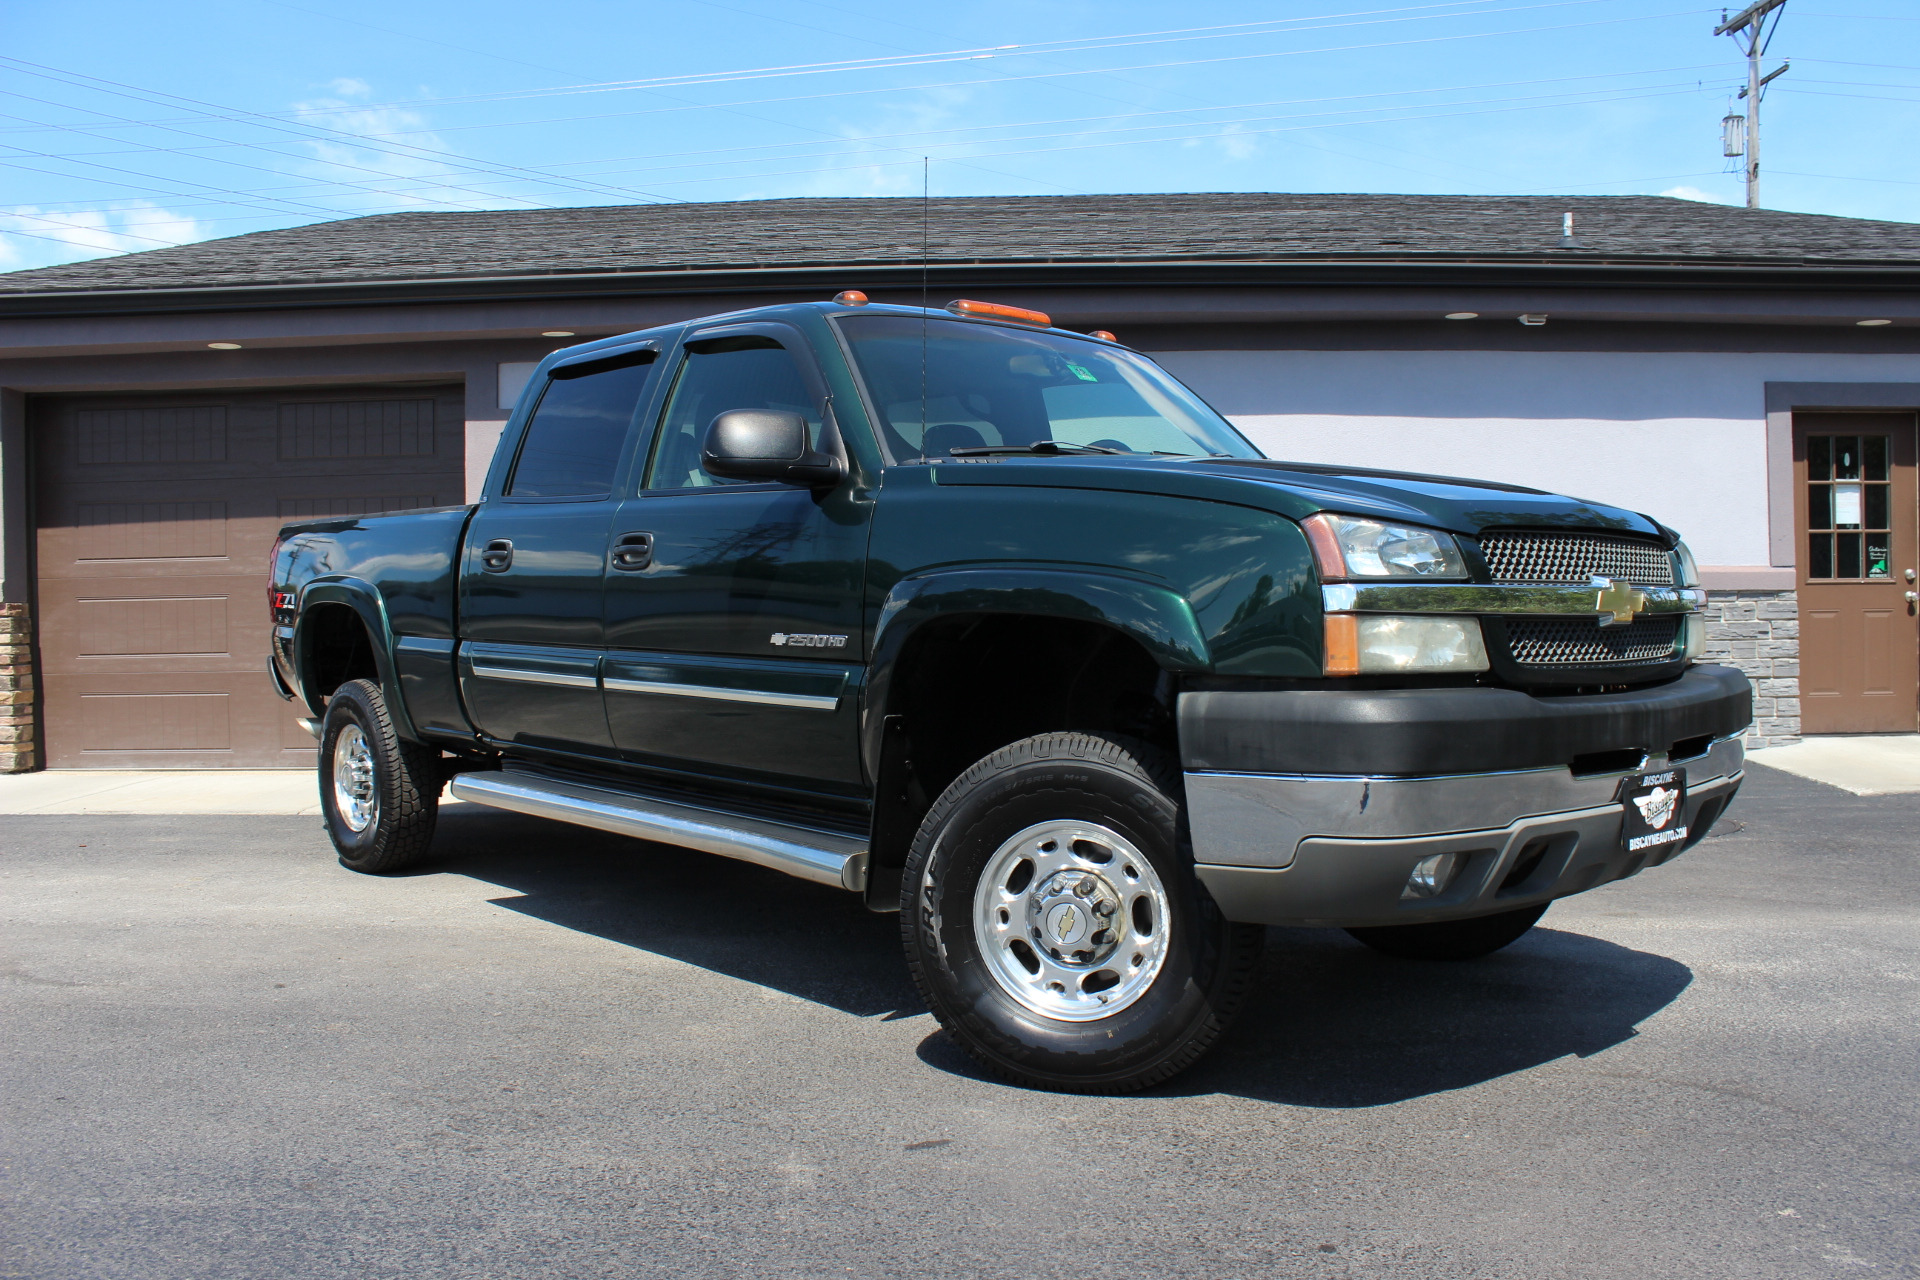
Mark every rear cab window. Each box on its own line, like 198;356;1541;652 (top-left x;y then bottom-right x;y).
506;350;658;499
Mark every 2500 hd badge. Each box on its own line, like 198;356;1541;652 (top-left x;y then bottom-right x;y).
270;293;1752;1094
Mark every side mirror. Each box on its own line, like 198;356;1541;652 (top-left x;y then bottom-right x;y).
700;409;846;487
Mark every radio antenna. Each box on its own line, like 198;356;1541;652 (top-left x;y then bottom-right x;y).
920;156;930;449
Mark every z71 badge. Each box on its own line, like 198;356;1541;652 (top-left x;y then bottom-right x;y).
770;632;848;649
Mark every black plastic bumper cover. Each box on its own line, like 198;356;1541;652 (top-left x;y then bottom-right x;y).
1179;663;1752;776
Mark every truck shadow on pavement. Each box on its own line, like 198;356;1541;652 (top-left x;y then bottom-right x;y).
423;807;1693;1108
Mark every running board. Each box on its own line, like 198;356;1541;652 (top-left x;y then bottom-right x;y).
448;770;868;892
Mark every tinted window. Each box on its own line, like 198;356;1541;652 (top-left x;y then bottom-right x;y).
506;354;655;498
837;316;1258;461
646;340;820;490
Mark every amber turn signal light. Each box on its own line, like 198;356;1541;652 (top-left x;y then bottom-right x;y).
833;290;870;306
945;299;1051;327
1323;613;1361;677
1088;329;1118;342
1300;513;1349;580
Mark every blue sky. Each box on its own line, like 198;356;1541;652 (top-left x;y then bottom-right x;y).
3;0;1915;272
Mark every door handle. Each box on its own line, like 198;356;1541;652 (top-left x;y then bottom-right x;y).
1906;591;1918;604
611;532;654;571
481;538;513;572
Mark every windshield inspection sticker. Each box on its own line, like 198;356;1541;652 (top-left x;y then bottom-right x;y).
1619;768;1688;852
1064;362;1100;383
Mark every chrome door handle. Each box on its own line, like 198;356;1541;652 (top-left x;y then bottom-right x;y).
481;538;513;572
1905;591;1918;603
611;532;654;571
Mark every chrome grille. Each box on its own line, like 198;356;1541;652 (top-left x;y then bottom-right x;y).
1506;617;1681;666
1478;532;1674;585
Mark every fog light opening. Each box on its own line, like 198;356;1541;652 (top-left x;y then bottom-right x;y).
1401;852;1460;900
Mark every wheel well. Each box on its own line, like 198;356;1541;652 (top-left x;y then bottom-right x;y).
300;603;380;709
868;614;1176;904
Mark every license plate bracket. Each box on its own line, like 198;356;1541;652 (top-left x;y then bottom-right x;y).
1618;767;1689;854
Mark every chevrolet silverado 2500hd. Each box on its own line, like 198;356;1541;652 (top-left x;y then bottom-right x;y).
270;296;1752;1093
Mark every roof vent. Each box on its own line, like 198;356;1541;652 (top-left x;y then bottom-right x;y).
1557;211;1582;249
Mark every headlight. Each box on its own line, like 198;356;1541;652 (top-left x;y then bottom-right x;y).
1672;539;1700;587
1303;513;1467;580
1325;615;1490;675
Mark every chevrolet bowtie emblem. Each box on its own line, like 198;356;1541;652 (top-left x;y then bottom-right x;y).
1591;576;1648;627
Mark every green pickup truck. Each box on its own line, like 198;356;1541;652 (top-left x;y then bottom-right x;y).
269;294;1752;1093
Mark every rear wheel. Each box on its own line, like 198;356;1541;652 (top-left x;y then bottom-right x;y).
1344;902;1548;961
319;678;440;874
902;732;1263;1094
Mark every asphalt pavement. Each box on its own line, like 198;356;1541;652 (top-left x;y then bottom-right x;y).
2;764;1915;1279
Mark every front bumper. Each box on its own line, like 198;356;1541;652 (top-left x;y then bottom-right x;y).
1187;735;1744;929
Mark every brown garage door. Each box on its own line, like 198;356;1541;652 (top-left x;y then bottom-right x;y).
33;385;466;768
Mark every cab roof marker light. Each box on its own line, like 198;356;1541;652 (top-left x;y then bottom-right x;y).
1088;329;1118;342
946;299;1051;328
834;290;870;306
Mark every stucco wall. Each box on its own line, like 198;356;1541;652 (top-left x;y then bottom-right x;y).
1156;348;1920;570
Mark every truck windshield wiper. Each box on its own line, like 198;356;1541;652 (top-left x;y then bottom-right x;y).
945;440;1124;457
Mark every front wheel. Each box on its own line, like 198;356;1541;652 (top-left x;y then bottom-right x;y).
319;678;440;873
1344;902;1549;961
902;732;1263;1094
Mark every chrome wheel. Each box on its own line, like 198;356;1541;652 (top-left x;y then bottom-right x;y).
972;819;1172;1022
332;724;378;833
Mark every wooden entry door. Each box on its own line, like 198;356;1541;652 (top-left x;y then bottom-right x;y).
1793;412;1920;734
33;386;466;767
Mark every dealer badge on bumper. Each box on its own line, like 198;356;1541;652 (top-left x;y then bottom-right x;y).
1619;768;1689;853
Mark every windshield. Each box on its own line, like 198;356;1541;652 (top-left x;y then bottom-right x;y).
837;315;1260;462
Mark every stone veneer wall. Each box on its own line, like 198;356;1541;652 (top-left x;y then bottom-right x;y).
1699;590;1800;748
1;602;34;771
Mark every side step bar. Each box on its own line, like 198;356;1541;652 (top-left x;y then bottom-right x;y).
448;770;869;892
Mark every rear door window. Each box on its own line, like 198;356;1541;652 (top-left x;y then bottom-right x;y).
506;352;656;498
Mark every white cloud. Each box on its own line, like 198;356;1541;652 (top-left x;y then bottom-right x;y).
1661;185;1736;204
0;202;209;271
290;81;499;212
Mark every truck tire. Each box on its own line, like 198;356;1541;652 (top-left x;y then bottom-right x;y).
902;732;1263;1094
319;678;440;874
1344;902;1548;961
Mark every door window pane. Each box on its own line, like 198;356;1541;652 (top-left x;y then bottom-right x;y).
1833;436;1861;480
1807;436;1831;480
507;356;655;498
1807;484;1831;530
1808;534;1833;579
646;340;820;490
1837;532;1861;579
1864;435;1888;481
1865;483;1889;530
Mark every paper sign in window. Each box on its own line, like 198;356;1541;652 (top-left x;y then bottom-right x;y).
1831;483;1863;528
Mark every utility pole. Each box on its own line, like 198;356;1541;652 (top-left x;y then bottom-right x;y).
1715;0;1789;209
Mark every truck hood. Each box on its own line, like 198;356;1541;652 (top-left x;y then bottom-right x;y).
924;454;1672;543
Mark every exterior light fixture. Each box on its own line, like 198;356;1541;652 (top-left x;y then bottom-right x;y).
1518;313;1549;326
541;330;576;337
833;290;870;306
1088;329;1118;342
1444;312;1479;320
207;342;242;350
1857;319;1892;327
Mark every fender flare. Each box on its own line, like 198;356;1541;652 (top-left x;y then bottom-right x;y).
293;578;424;744
860;566;1210;775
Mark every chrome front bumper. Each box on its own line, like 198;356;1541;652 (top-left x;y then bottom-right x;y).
1188;735;1744;928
